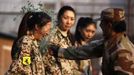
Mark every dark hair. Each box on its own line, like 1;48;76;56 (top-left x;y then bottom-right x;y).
75;17;96;44
57;5;76;25
17;12;33;39
112;20;126;32
27;12;51;31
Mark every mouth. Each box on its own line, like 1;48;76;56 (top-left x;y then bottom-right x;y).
84;37;91;40
65;25;71;28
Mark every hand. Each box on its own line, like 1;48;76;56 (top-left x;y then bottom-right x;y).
48;44;59;57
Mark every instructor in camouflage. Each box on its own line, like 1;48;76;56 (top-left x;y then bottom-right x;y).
53;8;134;75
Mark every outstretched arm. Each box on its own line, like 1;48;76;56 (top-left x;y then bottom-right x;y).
58;40;104;60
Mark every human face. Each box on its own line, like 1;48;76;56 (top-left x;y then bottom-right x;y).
60;10;75;31
100;20;112;40
36;22;51;40
80;24;96;41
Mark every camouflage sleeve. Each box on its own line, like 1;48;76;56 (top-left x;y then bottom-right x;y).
6;36;32;75
18;36;33;74
114;49;134;75
49;32;60;45
58;40;104;60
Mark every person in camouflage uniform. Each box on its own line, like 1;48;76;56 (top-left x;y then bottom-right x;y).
51;8;134;75
43;6;78;75
6;12;52;75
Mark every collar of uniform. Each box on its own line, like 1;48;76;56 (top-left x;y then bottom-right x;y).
104;33;125;50
57;26;68;37
29;34;39;47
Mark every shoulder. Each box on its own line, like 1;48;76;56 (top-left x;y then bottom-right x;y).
117;37;134;56
21;35;35;44
16;35;35;48
50;27;62;41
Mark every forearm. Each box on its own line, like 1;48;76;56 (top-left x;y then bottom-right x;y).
58;46;93;60
58;42;103;60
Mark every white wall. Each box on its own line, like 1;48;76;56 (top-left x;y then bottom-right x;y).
0;0;128;38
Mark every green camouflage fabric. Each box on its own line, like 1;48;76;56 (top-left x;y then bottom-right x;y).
58;35;134;75
6;35;45;75
43;27;77;75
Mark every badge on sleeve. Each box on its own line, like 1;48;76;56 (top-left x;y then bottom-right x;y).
22;56;31;65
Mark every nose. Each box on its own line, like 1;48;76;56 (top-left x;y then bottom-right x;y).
44;29;50;36
88;32;93;38
46;29;50;35
67;19;71;24
45;32;49;35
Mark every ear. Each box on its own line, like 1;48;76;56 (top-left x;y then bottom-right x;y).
35;24;39;31
35;24;43;35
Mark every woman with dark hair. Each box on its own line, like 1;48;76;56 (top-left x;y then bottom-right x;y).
6;12;51;75
43;5;77;75
75;17;96;45
74;17;97;75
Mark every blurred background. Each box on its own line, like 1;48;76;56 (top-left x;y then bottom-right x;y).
0;0;134;75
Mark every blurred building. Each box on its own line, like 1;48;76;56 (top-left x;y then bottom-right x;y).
0;0;134;75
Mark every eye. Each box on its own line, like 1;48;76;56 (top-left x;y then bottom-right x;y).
63;16;68;19
71;18;75;21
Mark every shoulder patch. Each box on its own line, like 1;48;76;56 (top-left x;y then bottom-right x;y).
22;56;31;65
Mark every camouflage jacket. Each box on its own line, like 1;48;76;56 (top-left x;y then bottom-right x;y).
74;41;92;75
58;35;134;75
6;35;45;75
43;27;78;75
